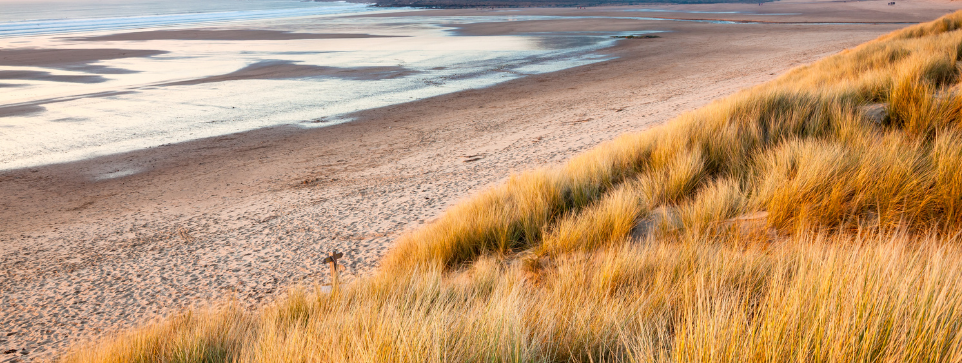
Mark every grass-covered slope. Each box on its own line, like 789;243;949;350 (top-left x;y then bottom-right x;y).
64;12;962;363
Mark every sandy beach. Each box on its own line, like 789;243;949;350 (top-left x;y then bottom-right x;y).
1;1;959;360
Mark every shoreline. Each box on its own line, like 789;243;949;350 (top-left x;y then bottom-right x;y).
1;2;958;359
0;14;618;172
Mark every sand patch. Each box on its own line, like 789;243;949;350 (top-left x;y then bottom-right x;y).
0;70;108;84
0;104;46;118
0;48;167;69
50;117;89;123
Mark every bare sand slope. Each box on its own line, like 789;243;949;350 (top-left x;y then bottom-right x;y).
0;2;956;360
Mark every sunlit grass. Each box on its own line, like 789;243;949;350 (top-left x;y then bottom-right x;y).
62;234;962;363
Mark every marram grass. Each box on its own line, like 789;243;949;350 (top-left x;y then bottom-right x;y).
63;11;962;363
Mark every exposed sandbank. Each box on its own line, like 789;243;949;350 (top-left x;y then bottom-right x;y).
66;29;404;41
0;70;107;84
0;104;45;118
165;61;418;86
0;48;167;68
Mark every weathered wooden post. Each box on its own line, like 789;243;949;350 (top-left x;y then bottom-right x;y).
323;251;344;293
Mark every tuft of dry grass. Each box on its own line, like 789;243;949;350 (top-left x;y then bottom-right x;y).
61;10;962;363
538;183;645;256
64;304;253;363
61;234;962;363
381;131;657;272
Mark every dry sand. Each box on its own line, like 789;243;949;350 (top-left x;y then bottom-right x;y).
1;1;958;360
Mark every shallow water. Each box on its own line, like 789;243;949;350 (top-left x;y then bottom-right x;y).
0;4;643;170
0;2;381;37
0;0;372;23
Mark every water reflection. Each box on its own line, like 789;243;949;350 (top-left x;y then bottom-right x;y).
0;11;636;170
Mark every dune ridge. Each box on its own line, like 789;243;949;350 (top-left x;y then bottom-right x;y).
56;10;962;363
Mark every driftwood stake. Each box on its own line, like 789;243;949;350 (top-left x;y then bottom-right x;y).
323;251;344;292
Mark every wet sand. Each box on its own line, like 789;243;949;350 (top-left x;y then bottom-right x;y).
359;0;960;23
1;1;958;360
0;48;167;68
0;91;137;118
0;104;46;118
165;61;418;86
0;70;107;84
66;29;403;41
